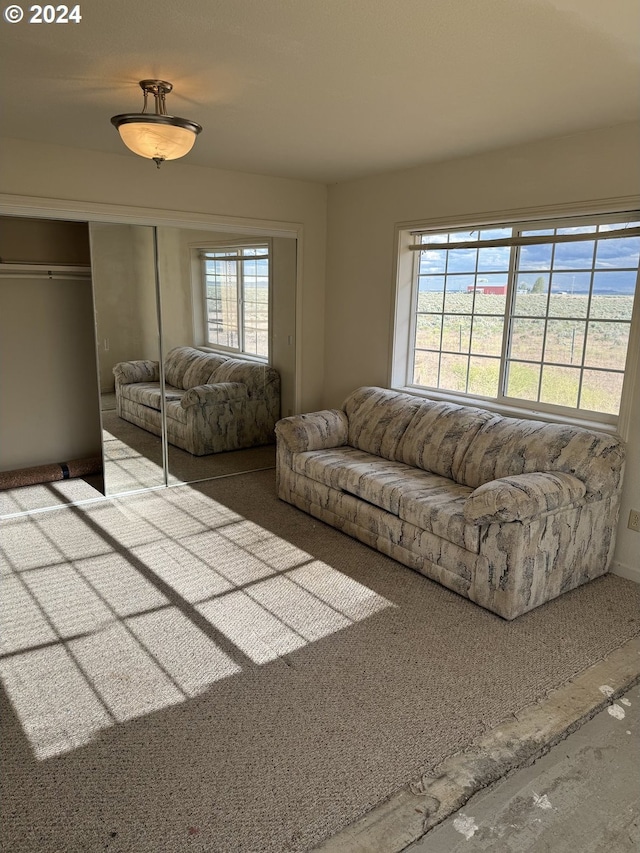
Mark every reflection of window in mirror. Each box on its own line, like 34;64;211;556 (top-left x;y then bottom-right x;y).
191;241;270;361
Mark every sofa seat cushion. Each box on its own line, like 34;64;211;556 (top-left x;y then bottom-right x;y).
398;486;479;553
121;382;184;411
165;399;188;425
292;446;479;552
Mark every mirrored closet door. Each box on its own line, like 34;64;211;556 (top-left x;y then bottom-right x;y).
0;208;299;513
89;222;166;496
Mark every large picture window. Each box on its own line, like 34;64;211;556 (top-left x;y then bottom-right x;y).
201;244;269;359
398;211;640;424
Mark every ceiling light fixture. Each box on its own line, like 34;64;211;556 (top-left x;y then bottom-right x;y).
111;79;202;168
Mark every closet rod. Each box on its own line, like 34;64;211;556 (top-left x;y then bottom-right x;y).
0;262;91;280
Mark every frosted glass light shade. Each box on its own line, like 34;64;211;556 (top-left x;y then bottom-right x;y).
114;116;200;162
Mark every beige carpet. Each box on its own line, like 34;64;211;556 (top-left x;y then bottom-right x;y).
1;468;639;853
101;410;276;493
0;414;275;516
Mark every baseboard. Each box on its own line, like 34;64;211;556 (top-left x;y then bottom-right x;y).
611;560;640;584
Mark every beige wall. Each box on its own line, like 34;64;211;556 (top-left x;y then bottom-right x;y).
0;136;327;414
0;216;90;265
325;122;640;578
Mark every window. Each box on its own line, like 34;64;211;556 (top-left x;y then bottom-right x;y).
201;244;269;359
395;212;640;425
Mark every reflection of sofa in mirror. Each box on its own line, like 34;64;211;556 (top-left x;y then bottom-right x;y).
113;346;280;456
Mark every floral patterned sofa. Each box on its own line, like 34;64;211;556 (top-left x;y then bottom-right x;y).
113;346;280;456
275;386;625;619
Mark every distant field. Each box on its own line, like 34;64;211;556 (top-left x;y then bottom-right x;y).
414;293;633;413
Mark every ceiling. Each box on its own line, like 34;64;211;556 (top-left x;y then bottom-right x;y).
1;0;638;183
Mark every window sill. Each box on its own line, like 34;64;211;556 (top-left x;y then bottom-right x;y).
199;344;269;365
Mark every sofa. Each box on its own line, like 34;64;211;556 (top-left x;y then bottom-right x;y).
275;386;626;619
113;346;280;456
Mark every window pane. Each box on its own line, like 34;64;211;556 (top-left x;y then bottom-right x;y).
509;318;545;361
418;275;445;298
255;280;269;304
556;225;597;235
520;228;555;237
477;245;510;272
547;274;590;319
543;320;586;366
470;316;504;356
580;370;624;415
506;361;540;400
415;314;442;349
471;277;508;315
540;365;580;407
419;232;450;245
518;243;553;271
584;321;630;370
467;356;500;397
592;269;637;296
413;350;440;387
447;248;477;273
513;276;548;316
444;279;474;313
591;299;634;330
552;241;595;270
550;271;591;296
439;353;468;392
450;230;476;242
419;250;447;274
418;295;445;315
479;227;513;241
442;315;471;353
595;236;640;269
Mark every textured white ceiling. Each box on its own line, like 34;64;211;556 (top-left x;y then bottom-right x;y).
1;0;638;182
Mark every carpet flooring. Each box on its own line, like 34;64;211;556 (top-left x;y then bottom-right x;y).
0;414;275;517
101;410;276;494
1;468;639;853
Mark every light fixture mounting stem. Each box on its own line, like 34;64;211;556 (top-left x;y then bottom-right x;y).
139;79;173;115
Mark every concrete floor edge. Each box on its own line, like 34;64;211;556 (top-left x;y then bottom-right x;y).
314;634;640;853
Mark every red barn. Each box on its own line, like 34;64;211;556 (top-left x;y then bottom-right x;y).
467;284;507;295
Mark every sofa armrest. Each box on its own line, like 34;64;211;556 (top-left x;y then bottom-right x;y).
181;382;249;409
113;360;159;385
463;472;587;525
275;410;349;453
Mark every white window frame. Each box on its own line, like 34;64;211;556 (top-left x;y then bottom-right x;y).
391;207;640;438
192;240;271;362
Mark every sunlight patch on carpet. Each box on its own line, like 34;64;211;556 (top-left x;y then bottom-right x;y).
0;485;393;760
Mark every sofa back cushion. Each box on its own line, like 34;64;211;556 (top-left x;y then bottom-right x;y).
182;353;229;389
343;387;423;460
455;416;625;498
164;346;228;390
210;359;280;401
396;400;493;479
